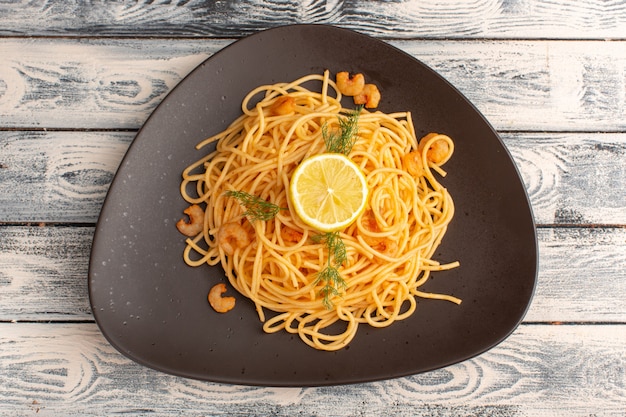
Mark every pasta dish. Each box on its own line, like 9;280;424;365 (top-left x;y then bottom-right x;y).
176;70;460;351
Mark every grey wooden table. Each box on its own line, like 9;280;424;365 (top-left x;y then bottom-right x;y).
1;1;625;416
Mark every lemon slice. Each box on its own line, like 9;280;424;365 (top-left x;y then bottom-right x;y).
289;153;368;232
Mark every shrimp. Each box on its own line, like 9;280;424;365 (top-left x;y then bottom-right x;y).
280;225;303;243
358;210;398;256
353;84;381;109
270;96;295;116
176;204;204;237
336;71;365;96
402;150;424;177
371;238;398;257
419;133;451;164
217;221;251;256
208;283;236;313
358;210;382;246
360;210;381;233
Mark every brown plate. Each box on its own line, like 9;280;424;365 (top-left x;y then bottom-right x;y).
89;24;537;386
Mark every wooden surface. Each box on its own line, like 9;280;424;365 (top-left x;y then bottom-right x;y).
1;1;625;415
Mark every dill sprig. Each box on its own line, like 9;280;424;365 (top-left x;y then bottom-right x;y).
312;231;348;309
323;105;363;155
312;106;363;308
225;190;284;221
316;267;346;310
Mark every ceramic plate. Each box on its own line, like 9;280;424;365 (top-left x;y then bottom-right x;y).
89;24;537;386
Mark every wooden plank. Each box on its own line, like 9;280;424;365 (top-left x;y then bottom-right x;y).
395;39;626;132
0;0;625;39
0;225;624;322
0;226;93;320
2;131;624;225
1;39;626;131
0;131;132;223
0;322;623;415
503;133;626;225
529;227;626;322
0;38;227;130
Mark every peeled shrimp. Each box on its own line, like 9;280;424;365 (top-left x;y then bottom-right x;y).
419;133;451;164
217;222;251;256
371;238;398;256
336;71;365;96
176;204;204;237
402;150;424;177
208;283;236;313
353;84;381;108
358;211;398;256
270;96;295;115
358;210;382;246
360;210;381;232
280;225;303;243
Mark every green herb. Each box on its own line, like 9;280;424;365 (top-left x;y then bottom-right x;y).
225;190;284;222
312;231;348;309
312;106;363;308
323;105;363;155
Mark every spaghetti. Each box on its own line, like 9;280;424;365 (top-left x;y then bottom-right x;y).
178;70;460;351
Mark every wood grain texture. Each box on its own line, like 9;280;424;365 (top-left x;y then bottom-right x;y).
0;0;625;39
0;226;94;320
2;131;624;225
0;38;228;130
503;133;626;225
0;225;624;322
0;323;624;416
531;227;626;322
396;39;626;132
0;131;132;223
1;39;626;131
1;1;625;414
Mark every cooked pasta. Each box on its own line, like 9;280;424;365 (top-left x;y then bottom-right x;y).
178;70;460;351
